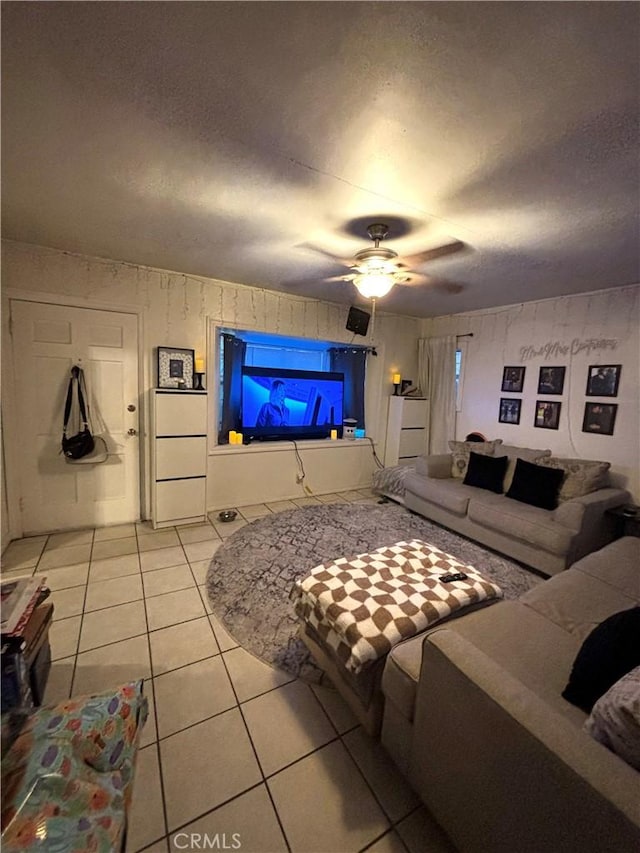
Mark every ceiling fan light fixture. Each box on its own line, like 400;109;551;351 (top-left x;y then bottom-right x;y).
353;273;396;299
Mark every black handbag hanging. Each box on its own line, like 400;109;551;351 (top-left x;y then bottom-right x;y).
61;366;95;459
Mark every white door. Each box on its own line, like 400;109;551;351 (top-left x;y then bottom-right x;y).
10;300;140;534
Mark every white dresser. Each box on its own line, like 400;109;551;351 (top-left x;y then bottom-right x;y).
383;396;428;467
151;390;207;528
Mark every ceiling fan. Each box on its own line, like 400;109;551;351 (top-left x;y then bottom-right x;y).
311;223;466;299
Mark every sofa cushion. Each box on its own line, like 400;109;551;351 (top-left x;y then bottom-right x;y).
520;568;639;641
584;666;640;771
501;444;552;491
448;439;502;479
463;451;508;493
404;471;473;516
506;458;564;510
561;606;640;712
539;456;611;502
468;492;574;555
570;537;640;599
426;600;585;719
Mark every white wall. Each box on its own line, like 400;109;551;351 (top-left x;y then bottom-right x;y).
1;240;422;533
422;286;640;501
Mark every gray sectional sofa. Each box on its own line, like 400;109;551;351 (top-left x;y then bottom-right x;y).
403;441;629;575
380;536;640;853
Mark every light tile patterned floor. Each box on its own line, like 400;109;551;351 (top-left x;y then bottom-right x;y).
1;491;456;853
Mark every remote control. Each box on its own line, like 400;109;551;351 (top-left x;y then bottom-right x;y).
439;572;468;583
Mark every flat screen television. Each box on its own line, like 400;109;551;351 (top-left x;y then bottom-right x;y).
241;366;344;441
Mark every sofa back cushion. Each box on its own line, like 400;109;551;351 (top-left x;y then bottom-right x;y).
463;451;509;493
449;439;502;479
501;445;552;491
505;457;564;510
539;456;611;502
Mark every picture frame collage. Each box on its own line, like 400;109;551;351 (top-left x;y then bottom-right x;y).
498;364;621;435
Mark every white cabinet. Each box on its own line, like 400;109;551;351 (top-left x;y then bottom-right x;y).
151;390;207;528
383;396;428;467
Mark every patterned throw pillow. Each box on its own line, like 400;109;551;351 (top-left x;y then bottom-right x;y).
449;439;503;479
539;457;610;502
584;666;640;771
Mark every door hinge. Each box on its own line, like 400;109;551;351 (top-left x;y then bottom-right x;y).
19;496;24;513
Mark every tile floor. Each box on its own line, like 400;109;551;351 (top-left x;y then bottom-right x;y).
1;490;456;853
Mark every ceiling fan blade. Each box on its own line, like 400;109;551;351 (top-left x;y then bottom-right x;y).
396;240;466;268
396;273;465;294
296;242;354;267
325;273;355;283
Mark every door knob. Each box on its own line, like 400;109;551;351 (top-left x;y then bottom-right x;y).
127;428;137;436
127;404;136;412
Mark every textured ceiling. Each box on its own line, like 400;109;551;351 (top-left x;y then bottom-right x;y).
2;2;639;318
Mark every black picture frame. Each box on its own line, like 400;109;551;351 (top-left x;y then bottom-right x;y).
498;397;521;425
582;402;618;436
157;346;195;389
585;364;621;397
537;366;566;395
534;400;561;430
501;366;525;393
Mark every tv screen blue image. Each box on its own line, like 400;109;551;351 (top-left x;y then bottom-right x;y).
241;366;344;440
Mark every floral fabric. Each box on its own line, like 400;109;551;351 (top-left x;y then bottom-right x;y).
1;680;148;852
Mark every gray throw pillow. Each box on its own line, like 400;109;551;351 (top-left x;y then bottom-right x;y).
584;666;640;771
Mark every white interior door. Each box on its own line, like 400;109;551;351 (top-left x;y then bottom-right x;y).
10;300;140;534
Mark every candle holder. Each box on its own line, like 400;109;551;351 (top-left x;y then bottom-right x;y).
393;381;400;396
193;372;204;391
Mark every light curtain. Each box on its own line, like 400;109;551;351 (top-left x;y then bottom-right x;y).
418;335;457;453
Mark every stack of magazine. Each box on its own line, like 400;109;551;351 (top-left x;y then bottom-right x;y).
1;577;49;712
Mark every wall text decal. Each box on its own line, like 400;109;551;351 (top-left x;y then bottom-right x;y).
519;338;618;362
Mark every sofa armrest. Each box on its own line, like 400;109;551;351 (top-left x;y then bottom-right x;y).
415;453;451;479
553;488;630;531
553;488;630;564
409;629;640;853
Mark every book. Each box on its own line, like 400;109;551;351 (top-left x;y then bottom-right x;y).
1;578;47;637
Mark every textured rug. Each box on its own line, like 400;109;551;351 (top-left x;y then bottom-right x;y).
205;502;543;682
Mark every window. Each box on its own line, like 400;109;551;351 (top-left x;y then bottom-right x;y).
455;343;467;412
216;328;368;443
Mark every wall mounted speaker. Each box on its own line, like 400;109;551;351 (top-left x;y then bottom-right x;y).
346;306;370;336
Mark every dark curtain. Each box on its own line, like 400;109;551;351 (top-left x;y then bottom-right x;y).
218;334;247;443
329;347;367;429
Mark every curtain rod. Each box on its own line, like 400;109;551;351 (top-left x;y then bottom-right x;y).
456;333;474;339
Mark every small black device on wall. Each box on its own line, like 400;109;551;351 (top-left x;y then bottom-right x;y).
346;306;371;337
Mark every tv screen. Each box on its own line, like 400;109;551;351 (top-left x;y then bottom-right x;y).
241;366;344;440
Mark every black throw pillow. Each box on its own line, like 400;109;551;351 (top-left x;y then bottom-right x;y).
562;607;640;712
463;452;508;494
505;457;564;510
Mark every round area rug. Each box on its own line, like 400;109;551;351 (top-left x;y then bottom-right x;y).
205;502;543;682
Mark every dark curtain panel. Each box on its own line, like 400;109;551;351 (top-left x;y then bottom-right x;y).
329;348;367;429
218;334;247;443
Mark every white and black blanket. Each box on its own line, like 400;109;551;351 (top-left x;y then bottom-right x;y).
292;539;503;674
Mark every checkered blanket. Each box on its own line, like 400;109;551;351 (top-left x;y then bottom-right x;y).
292;539;503;674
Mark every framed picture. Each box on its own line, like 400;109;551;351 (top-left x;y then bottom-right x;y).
501;366;525;393
534;400;561;430
585;364;621;397
582;402;618;435
157;346;195;389
498;397;521;425
537;366;566;395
